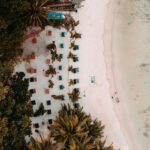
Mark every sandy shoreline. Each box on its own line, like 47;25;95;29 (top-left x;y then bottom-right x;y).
76;0;130;149
105;0;150;149
103;0;141;149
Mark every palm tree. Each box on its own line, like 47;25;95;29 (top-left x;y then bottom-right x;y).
70;20;80;31
46;41;57;52
48;79;54;88
68;65;74;72
45;65;56;77
94;139;114;150
51;95;64;101
69;41;76;49
51;104;91;149
25;0;49;27
51;104;109;150
69;79;75;86
34;103;46;117
28;133;57;150
47;45;61;63
70;31;81;39
67;52;76;59
68;89;81;102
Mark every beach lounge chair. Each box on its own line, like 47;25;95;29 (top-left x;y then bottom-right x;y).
47;100;51;105
45;59;50;64
47;109;51;115
30;77;37;82
45;89;49;94
30;53;36;59
29;89;36;94
59;85;64;90
58;75;62;80
33;123;39;128
48;119;52;124
73;56;79;62
73;45;79;50
32;38;37;44
27;68;37;73
74;79;79;84
59;54;63;59
58;65;62;70
73;68;79;73
31;100;36;105
61;32;65;37
60;43;64;48
47;30;52;36
73;88;80;93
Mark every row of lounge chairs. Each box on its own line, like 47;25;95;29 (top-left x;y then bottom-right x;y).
33;118;53;129
31;100;51;106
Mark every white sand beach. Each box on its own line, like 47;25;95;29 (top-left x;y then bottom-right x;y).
77;0;150;149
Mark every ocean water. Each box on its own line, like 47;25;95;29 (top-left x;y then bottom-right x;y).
112;0;150;149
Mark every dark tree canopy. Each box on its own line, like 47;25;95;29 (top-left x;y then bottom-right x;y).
0;0;31;62
0;0;50;62
0;71;33;150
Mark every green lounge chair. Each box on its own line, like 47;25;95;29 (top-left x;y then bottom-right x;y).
59;85;65;90
59;54;63;58
58;65;62;70
73;57;79;62
74;79;79;84
60;43;64;48
47;100;51;105
47;109;51;114
73;45;79;50
73;68;79;73
73;88;80;93
58;75;62;80
61;32;65;37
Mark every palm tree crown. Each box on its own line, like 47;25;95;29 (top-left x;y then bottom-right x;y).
25;0;49;27
51;104;107;150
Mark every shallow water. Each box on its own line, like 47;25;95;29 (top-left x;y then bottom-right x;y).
112;0;150;149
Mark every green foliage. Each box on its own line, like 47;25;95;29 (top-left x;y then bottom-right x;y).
68;90;81;103
0;72;33;150
34;103;46;117
24;0;49;27
48;79;54;88
0;0;30;62
28;134;57;150
51;104;109;150
45;65;56;77
0;0;49;62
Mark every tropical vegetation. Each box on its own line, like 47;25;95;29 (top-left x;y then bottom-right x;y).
51;104;114;150
68;89;81;102
28;133;57;150
34;103;46;117
0;69;33;150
